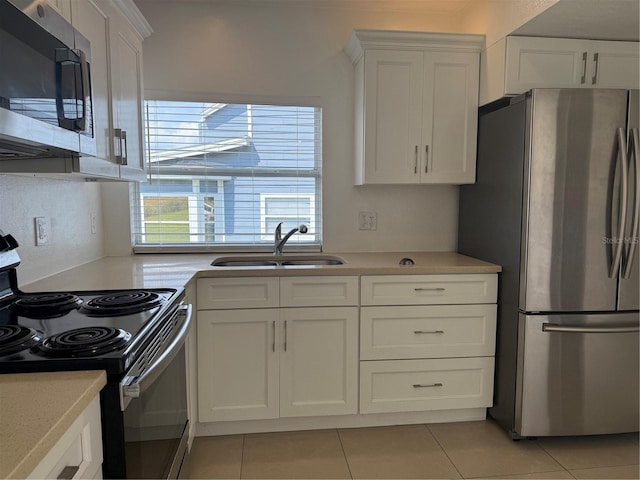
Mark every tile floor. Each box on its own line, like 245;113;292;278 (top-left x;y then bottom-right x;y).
182;420;640;479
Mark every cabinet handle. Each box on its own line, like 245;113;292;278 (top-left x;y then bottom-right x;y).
413;330;444;335
121;130;128;165
413;383;443;388
581;52;587;84
114;128;123;164
414;145;418;174
284;320;287;352
414;287;446;292
424;145;429;173
592;53;599;85
272;320;276;352
57;466;80;480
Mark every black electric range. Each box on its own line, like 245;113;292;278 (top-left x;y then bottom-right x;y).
0;262;184;375
0;236;191;479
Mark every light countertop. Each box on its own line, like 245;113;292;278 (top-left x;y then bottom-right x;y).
0;370;106;479
23;252;500;292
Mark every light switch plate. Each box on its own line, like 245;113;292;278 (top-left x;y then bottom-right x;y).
35;216;50;246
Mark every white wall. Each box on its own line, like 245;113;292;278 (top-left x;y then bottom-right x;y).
0;175;104;285
132;0;463;254
2;0;563;285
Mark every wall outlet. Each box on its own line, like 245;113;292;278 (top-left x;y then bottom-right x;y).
34;217;50;246
358;211;378;231
90;212;97;234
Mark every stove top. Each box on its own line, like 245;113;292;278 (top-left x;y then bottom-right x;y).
0;278;183;374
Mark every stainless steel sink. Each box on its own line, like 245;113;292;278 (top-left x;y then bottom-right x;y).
211;254;346;267
280;255;345;266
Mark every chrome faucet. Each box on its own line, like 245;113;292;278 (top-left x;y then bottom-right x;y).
273;222;308;255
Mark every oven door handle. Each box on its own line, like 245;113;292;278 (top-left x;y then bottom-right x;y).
120;304;192;404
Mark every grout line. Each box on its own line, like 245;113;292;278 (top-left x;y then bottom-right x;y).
239;434;246;480
424;423;465;479
336;428;355;479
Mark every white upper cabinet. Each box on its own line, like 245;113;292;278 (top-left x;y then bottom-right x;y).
70;0;151;181
345;30;483;185
496;36;639;101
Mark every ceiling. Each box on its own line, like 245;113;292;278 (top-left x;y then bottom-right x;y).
190;0;639;40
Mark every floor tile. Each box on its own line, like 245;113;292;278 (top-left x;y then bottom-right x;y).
569;464;640;479
184;435;243;479
428;420;563;478
537;434;640;470
338;424;461;479
483;471;574;479
241;429;351;479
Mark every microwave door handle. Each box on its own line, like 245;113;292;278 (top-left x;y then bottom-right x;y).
610;128;629;278
623;128;640;279
54;48;89;132
120;304;192;402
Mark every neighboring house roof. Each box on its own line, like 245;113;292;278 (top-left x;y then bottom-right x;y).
148;137;250;164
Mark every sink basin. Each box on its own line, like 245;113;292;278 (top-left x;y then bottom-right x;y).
211;255;346;267
280;255;345;266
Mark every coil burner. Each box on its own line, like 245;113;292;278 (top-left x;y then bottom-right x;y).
35;326;132;357
0;325;40;356
79;291;163;317
11;293;82;318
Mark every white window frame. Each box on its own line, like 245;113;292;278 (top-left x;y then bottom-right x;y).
259;193;316;241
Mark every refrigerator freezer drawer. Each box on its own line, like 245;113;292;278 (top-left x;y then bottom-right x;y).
516;313;639;437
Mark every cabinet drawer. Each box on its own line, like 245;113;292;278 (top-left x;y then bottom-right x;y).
197;277;279;309
360;357;494;414
361;304;496;360
360;274;497;305
280;276;359;307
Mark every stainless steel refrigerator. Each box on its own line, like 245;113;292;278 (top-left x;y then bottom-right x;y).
458;88;639;438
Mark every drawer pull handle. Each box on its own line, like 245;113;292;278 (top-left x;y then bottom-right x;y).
414;287;445;292
413;383;443;388
58;466;80;480
413;330;444;335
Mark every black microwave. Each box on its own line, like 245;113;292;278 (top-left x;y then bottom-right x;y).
0;0;96;159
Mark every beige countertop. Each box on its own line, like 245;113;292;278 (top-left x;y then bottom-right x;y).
0;370;106;479
24;252;500;291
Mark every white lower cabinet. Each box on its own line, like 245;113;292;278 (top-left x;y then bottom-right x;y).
198;309;280;422
196;273;497;428
360;357;494;414
28;396;103;480
359;274;497;415
196;277;359;423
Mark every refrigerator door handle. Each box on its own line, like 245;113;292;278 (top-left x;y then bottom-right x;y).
610;128;629;278
543;323;640;334
623;128;639;279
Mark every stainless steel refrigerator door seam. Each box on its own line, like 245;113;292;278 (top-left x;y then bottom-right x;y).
623;128;640;279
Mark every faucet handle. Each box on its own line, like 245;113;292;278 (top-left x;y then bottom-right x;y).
274;222;283;240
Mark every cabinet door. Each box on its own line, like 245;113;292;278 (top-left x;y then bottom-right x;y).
422;51;479;184
109;13;146;180
589;41;640;89
505;36;588;93
279;307;358;417
46;0;71;22
71;0;119;178
362;49;423;184
197;309;279;422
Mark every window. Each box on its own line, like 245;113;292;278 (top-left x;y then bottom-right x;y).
132;101;322;251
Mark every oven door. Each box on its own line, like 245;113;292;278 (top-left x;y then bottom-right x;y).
119;304;192;479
